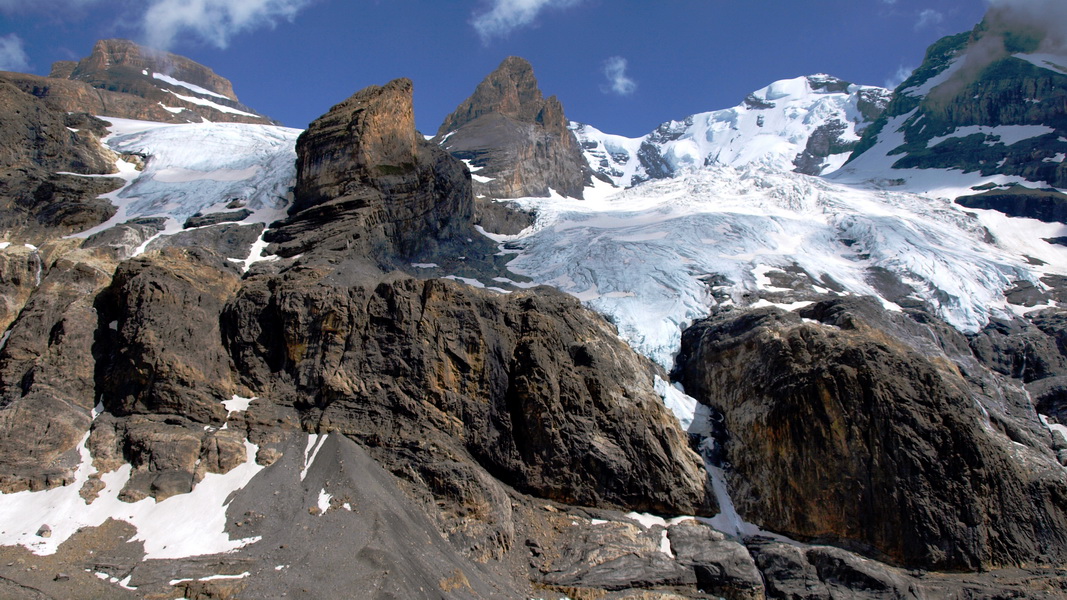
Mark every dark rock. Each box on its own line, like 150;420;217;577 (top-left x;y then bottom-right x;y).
435;56;589;199
472;197;535;235
673;298;1067;570
183;209;252;229
668;520;764;599
806;546;913;598
0;247;116;492
272;78;474;263
0;80;122;241
81;217;168;260
538;519;694;591
221;272;711;516
95;247;239;422
968;316;1067;382
956;186;1067;224
147;222;264;260
794;119;854;175
748;538;831;600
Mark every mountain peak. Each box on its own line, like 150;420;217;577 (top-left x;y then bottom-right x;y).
433;56;589;200
436;56;548;136
67;39;239;102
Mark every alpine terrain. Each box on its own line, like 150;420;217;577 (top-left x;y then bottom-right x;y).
0;5;1065;599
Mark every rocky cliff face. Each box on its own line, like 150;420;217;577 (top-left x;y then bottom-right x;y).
0;80;122;243
434;56;589;213
673;297;1067;571
1;39;275;126
269;78;475;263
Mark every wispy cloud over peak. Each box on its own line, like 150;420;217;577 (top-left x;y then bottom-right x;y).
915;8;944;31
471;0;583;43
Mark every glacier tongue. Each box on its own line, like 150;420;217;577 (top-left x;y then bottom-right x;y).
75;117;301;242
502;164;1046;369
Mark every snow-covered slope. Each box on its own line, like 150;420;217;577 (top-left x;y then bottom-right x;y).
834;29;1067;194
74;117;301;259
482;166;1066;369
574;75;890;188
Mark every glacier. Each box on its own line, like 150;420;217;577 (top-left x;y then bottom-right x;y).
498;165;1060;368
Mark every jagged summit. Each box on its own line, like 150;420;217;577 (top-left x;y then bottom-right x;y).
436;56;552;135
575;74;890;188
433;56;589;201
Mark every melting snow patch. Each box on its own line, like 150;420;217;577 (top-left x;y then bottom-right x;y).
152;73;231;99
926;125;1055;148
301;434;327;481
0;242;9;250
411;262;438;268
317;489;332;514
222;395;254;416
443;275;486;288
654;377;697;430
0;434;264;559
165;91;259;118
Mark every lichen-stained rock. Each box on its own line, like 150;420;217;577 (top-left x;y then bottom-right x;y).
0;246;118;492
673;299;1067;571
270;78;474;262
222;271;711;518
434;56;590;200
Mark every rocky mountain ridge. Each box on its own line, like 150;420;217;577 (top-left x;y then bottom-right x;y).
0;15;1066;599
1;39;274;126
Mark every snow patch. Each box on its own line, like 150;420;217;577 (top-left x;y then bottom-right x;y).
222;395;254;416
0;434;264;559
301;434;326;482
164;90;259;118
152;73;230;100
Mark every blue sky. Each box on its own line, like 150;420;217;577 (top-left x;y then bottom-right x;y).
1;1;992;136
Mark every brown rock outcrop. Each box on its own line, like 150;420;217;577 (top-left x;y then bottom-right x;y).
434;56;589;200
0;80;121;243
221;270;711;518
0;246;118;492
69;39;237;102
673;299;1067;571
270;78;474;262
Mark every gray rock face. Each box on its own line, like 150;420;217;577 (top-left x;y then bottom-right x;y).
673;298;1067;571
434;56;589;200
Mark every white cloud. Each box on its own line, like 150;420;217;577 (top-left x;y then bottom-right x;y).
471;0;583;43
601;56;636;96
914;8;943;30
0;33;30;72
143;0;313;49
884;64;914;90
